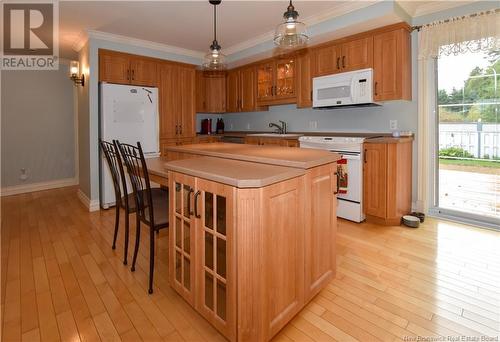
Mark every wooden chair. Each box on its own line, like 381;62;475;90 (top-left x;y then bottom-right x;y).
99;139;134;265
117;141;169;294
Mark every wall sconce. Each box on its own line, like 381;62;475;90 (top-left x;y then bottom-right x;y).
70;61;85;86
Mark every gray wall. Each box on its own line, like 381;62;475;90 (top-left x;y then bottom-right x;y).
1;64;76;187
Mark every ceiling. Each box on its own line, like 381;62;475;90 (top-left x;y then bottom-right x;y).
59;1;477;60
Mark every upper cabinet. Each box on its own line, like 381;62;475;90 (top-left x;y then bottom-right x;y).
226;66;266;113
159;63;196;141
341;37;373;72
196;71;226;113
256;57;296;106
99;49;157;86
373;27;412;101
312;37;372;76
309;23;411;103
296;52;312;108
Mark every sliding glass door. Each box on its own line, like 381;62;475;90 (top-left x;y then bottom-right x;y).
436;49;499;226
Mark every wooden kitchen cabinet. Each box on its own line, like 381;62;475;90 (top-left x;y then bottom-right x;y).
129;57;157;86
312;37;372;76
296;52;312;108
363;138;413;225
196;71;226;113
163;144;338;341
99;49;157;86
226;69;240;113
341;37;373;72
169;173;197;305
196;70;207;112
373;27;411;101
256;57;296;106
244;136;299;147
159;63;196;143
226;66;265;113
195;178;236;339
169;173;237;340
304;163;337;301
311;44;342;76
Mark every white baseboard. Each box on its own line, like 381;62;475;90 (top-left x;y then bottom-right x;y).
1;177;78;197
77;189;100;212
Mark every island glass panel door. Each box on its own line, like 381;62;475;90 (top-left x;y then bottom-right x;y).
169;172;196;304
195;179;236;340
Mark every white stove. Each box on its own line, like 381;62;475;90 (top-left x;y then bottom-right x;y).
299;136;366;222
298;136;365;153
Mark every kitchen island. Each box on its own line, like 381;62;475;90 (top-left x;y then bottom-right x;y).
149;143;340;341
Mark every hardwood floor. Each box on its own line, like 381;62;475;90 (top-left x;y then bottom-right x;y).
2;186;499;341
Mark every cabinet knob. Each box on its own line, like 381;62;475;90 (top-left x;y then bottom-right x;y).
364;149;367;163
342;56;346;69
336;57;340;70
131;69;135;80
127;69;130;81
374;82;378;96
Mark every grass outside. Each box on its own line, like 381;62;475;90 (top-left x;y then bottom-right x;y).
439;158;500;168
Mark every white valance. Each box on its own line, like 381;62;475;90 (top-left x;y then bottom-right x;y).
418;10;500;59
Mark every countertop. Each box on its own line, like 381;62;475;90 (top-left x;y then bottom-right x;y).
147;156;305;188
197;131;414;143
363;136;414;143
164;143;341;169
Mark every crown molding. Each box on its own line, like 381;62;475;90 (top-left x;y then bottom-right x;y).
72;30;205;59
223;0;380;56
396;0;477;18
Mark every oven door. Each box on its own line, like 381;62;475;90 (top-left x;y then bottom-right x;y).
332;151;362;204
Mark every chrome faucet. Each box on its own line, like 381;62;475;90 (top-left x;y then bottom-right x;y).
269;120;287;134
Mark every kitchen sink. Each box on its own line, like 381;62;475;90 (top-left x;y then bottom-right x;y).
247;133;303;138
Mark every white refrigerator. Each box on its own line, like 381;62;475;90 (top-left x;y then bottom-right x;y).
99;83;159;208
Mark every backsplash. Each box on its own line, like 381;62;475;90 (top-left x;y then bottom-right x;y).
196;100;417;134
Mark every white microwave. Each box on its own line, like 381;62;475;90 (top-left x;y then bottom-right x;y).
312;68;380;109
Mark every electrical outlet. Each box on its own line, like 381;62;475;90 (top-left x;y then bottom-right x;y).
230;123;234;130
246;123;251;130
309;121;318;130
390;120;398;130
19;168;28;181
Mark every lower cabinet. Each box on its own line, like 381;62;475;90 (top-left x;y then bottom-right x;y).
244;136;299;147
169;173;196;305
363;139;413;225
168;162;337;341
169;173;236;340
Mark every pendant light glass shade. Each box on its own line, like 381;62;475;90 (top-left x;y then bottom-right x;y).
203;0;227;71
274;0;309;50
203;44;226;71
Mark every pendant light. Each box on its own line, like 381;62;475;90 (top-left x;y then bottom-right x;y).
273;0;309;50
203;0;226;71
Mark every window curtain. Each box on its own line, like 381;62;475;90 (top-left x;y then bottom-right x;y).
416;9;499;213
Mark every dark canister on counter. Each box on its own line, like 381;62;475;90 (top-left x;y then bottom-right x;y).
216;118;225;134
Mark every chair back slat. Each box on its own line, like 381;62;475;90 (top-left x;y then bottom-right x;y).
100;139;122;203
116;141;155;223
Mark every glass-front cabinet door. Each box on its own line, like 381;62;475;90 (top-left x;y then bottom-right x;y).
169;172;196;305
257;62;275;102
275;57;296;99
195;179;236;340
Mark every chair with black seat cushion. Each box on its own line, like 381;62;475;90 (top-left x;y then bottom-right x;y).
99;139;134;265
116;140;169;294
